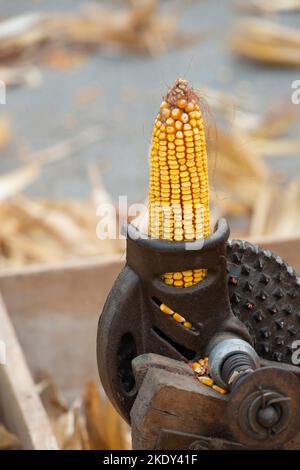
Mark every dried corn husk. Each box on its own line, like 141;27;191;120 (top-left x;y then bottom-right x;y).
0;1;201;61
0;118;10;147
0;425;21;450
36;374;130;450
0;163;41;201
0;196;124;269
0;66;42;88
231;19;300;67
237;0;300;13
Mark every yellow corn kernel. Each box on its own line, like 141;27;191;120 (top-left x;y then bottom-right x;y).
160;100;169;109
173;313;185;323
192;364;206;375
173;272;183;280
177;98;187;109
198;376;214;387
161;107;170;119
180;113;189;123
212;385;228;395
160;303;174;315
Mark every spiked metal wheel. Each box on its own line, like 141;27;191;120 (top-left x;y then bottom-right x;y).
227;240;300;365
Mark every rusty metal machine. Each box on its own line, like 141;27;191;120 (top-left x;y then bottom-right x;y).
97;218;300;449
97;79;300;450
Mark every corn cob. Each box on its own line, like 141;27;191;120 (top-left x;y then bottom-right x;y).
148;78;210;288
147;80;227;395
146;86;227;392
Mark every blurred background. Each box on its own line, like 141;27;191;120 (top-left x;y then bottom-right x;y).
0;0;299;450
0;0;299;269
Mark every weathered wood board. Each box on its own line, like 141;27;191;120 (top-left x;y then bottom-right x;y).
131;354;300;450
0;294;58;450
0;255;124;403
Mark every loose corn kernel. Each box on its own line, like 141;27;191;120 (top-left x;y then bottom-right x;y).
160;303;174;315
173;313;185;323
212;385;228;395
198;376;214;387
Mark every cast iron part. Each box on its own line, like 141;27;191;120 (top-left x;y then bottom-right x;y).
97;218;251;423
97;217;300;427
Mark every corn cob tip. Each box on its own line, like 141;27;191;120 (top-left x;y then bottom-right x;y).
164;78;200;108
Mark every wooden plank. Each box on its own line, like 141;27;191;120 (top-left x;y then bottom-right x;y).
0;255;124;402
0;254;124;317
0;293;58;450
131;354;300;450
131;354;229;450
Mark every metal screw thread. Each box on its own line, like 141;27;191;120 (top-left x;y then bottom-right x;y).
221;352;257;390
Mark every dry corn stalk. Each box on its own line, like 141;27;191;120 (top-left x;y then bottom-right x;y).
238;0;300;13
263;179;300;237
36;375;130;450
231;19;300;67
0;118;10;147
0;196;123;269
198;85;300;238
83;380;130;450
36;371;87;450
0;425;20;450
0;1;201;61
0;163;41;201
0;65;42;88
202;86;299;139
84;380;108;450
0;126;103;202
0;125;123;268
209;127;269;216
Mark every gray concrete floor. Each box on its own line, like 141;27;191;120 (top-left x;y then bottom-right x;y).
0;0;299;204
